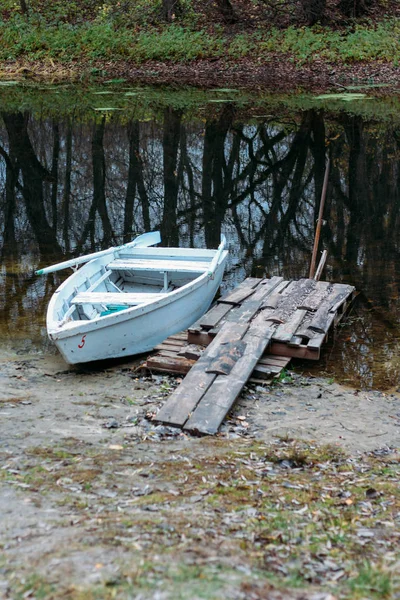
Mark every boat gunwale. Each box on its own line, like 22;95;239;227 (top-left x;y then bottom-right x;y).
47;250;229;341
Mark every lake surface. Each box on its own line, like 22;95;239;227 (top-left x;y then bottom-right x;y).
0;85;399;389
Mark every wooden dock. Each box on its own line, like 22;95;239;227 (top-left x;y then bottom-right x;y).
143;276;356;435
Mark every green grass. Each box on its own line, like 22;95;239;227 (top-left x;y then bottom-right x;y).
1;7;399;66
261;20;400;64
348;563;393;598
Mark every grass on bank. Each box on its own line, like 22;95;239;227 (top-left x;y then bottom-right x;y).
0;0;400;66
1;438;399;599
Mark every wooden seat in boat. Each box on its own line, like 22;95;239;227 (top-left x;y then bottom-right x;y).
107;259;209;273
72;291;169;306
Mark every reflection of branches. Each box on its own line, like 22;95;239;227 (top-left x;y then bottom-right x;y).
161;108;182;247
51;121;60;232
0;143;19;257
63;122;72;253
77;117;114;252
124;120;150;242
2;112;61;257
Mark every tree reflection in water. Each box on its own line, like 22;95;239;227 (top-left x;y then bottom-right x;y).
0;103;399;388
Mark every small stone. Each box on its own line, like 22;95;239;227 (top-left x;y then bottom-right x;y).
103;418;119;429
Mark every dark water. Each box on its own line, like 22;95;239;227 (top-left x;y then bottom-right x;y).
0;88;399;389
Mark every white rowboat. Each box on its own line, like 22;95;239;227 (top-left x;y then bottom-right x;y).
37;232;228;365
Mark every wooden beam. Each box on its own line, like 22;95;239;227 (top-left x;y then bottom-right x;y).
155;322;249;427
217;277;262;305
183;316;275;434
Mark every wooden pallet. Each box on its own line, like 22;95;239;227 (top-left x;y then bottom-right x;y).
187;277;356;360
146;335;290;383
143;276;356;435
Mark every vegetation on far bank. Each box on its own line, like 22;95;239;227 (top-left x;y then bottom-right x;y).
0;0;400;78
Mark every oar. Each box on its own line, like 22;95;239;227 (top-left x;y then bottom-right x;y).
36;231;161;275
208;234;227;278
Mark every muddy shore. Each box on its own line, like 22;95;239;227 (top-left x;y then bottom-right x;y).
1;349;399;598
1;352;399;454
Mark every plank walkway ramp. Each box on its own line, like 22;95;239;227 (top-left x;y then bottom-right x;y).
144;276;356;435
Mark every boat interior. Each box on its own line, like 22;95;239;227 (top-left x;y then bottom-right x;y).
57;252;212;324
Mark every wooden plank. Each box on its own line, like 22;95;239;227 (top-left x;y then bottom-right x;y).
168;332;189;341
157;349;185;359
268;342;320;361
187;330;214;347
294;313;314;340
156;322;249;427
307;333;326;351
253;363;285;378
298;281;330;311
217;277;262;305
145;355;195;375
205;340;247;375
224;276;285;324
108;258;209;273
177;345;204;360
309;285;354;334
253;354;291;379
258;355;291;367
72;291;168;305
272;308;308;343
184;316;275;434
287;335;303;348
330;285;356;313
161;338;186;346
154;342;185;353
260;280;290;309
197;302;233;330
266;278;316;323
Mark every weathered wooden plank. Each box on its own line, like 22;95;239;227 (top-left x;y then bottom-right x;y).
157;349;186;359
268;342;320;361
187;330;214;347
298;281;331;311
272;308;308;343
197;302;233;330
287;335;303;348
72;291;168;305
156;322;249;427
307;333;326;351
168;332;189;341
109;258;209;273
253;363;285;378
177;345;204;360
217;277;262;305
267;278;316;322
188;278;271;333
330;285;356;313
154;342;186;353
205;340;247;375
294;313;313;340
309;285;354;334
258;355;291;367
224;276;285;324
145;355;195;374
184;317;275;434
260;280;291;309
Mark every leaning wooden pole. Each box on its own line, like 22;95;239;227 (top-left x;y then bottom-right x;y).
309;157;330;279
314;249;328;281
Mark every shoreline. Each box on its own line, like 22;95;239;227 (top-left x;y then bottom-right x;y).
2;57;400;93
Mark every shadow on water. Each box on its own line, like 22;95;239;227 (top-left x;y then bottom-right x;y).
0;85;399;390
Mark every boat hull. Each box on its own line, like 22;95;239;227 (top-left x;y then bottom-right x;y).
49;262;225;365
